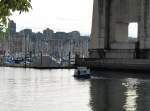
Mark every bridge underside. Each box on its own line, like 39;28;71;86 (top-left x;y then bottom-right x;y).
89;0;150;59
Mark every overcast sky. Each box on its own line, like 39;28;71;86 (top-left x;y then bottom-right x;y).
10;0;137;37
10;0;93;35
128;23;138;38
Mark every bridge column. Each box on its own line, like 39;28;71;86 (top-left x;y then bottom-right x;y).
89;0;110;58
139;0;150;49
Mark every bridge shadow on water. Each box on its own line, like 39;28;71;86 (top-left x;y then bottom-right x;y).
89;70;150;111
91;70;150;80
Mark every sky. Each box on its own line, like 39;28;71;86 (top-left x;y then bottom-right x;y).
128;23;138;38
10;0;93;35
10;0;137;37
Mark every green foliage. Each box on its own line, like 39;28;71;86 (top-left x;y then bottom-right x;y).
0;0;32;31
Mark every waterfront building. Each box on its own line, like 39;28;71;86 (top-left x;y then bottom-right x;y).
68;31;80;38
43;28;54;40
20;29;32;53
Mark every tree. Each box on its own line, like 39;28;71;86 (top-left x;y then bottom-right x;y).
0;0;32;31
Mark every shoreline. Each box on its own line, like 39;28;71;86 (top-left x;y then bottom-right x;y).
0;64;75;69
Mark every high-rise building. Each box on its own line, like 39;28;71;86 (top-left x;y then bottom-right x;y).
8;20;16;34
68;31;80;38
43;28;54;39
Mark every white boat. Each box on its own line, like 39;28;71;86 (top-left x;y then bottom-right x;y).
74;67;91;79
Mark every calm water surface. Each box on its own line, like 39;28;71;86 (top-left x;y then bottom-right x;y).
0;67;150;111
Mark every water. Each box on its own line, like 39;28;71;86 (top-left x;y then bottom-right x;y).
0;67;150;111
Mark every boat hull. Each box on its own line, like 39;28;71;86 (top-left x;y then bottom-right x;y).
73;74;90;79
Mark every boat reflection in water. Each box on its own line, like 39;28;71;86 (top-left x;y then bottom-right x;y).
89;71;150;111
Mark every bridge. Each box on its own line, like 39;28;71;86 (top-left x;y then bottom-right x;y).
77;0;150;71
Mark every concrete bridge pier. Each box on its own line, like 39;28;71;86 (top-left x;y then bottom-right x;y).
89;0;150;59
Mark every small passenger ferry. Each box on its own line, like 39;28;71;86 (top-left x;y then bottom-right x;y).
74;67;91;79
